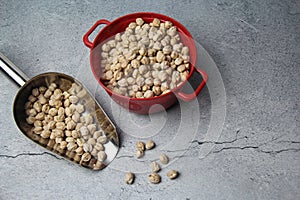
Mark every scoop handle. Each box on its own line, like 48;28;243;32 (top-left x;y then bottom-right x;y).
0;52;29;87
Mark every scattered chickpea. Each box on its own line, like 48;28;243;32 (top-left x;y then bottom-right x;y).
136;141;145;151
167;170;179;179
151;161;161;173
136;149;144;158
160;153;169;165
148;173;161;184
145;140;155;150
125;172;135;184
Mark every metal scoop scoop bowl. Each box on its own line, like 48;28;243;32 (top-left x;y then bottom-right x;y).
0;52;119;170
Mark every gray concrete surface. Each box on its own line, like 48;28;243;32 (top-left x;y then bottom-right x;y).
0;0;299;199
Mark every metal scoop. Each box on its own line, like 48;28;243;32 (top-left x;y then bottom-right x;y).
0;52;119;170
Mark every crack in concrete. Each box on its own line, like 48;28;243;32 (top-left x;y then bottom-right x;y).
259;148;300;154
157;130;244;154
277;141;300;144
212;145;259;153
212;146;300;155
115;154;152;163
115;155;134;159
191;136;242;145
191;129;242;145
170;145;300;159
165;129;300;158
0;152;63;160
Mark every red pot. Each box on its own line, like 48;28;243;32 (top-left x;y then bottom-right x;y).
83;12;208;114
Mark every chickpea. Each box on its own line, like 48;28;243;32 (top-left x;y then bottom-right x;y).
80;126;89;136
127;77;135;85
180;71;189;82
33;102;42;112
71;130;79;139
175;57;183;65
87;124;97;134
76;104;85;113
136;18;144;26
24;102;32;110
67;120;76;130
56;122;65;130
136;91;143;98
97;135;108;144
177;64;186;72
87;138;96;146
34;120;42;127
27;108;37;117
69;95;79;104
39;86;47;94
167;26;177;37
152;86;161;96
54;114;64;122
158;71;168;82
138;47;146;56
94;143;104;151
83;143;93;153
67;142;77;151
97;151;107;162
139;65;148;75
140;56;150;65
105;70;113;80
44;89;52;99
118;78;128;87
144;90;154;98
161;82;169;92
128;90;136;97
41;104;50;113
37;94;47;104
153;78;161;86
181;46;189;55
41;130;51;138
28;95;37;103
35;113;45;120
145;77;154;86
131;59;140;68
142;85;150;92
75;147;83;155
64;99;70;108
72;111;80;123
136;76;145;87
132;85;140;92
156;51;165;63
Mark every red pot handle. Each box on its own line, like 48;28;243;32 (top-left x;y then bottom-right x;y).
176;67;208;102
83;19;111;48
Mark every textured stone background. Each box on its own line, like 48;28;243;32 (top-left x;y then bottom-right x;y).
0;0;299;199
